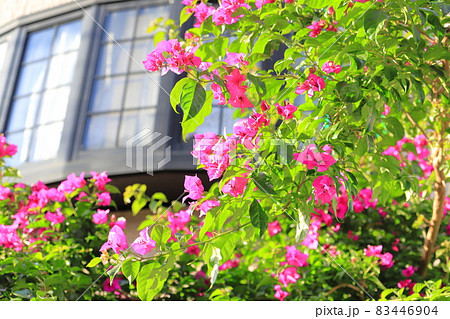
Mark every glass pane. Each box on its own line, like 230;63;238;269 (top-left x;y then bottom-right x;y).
130;39;155;73
5;130;32;165
124;74;160;109
53;20;82;54
38;87;70;125
23;28;53;63
118;108;156;147
7;95;40;132
136;6;170;38
104;9;136;41
221;107;236;134
84;113;120;149
45;51;77;89
15;61;47;96
30;122;64;161
194;107;221;135
0;41;8;75
89;76;126;112
95;42;131;76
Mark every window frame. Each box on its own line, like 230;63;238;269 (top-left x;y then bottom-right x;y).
0;0;199;184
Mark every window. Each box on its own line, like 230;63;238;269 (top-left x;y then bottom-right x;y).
82;5;170;150
5;20;82;165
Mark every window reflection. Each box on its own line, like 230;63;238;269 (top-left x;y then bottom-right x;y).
6;20;82;164
83;5;169;150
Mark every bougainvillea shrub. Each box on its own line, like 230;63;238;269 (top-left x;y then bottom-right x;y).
0;135;130;300
1;0;449;301
94;0;448;301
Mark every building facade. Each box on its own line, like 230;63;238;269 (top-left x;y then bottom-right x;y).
0;0;237;205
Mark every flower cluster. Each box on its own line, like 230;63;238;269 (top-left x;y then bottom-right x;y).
306;19;338;38
296;73;326;98
363;245;394;269
143;39;201;75
273;246;309;300
383;135;433;178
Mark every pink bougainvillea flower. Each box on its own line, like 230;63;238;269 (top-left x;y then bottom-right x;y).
382;103;391;116
364;245;383;257
285;245;309;267
301;218;321;249
322;61;341;74
211;83;227;105
193;2;215;27
183;175;204;202
45;208;65;226
143;39;201;75
312;175;336;204
90;171;111;191
276;102;297;119
225;50;249;68
261;100;270;112
251;112;269;127
167;210;191;235
278;267;301;287
131;227;156;255
103;277;122;294
232;117;261;149
379;252;394;268
109;216;127;230
0;185;13;201
0;224;23;251
293;144;336;172
58;172;86;194
100;225;128;254
296;73;326;97
397;279;412;289
97;192;111;206
221;176;248;197
92;209;110;225
199;200;220;217
402;265;417;277
219;254;240;270
225;69;254;111
268;220;282;237
274;284;290;301
212;0;250;26
306;19;327;37
0;134;17;158
255;0;276;9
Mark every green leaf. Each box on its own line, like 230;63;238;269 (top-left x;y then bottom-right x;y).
180;6;193;26
249;199;268;238
253;173;276;195
153;31;166;47
384;117;405;140
180;80;213;139
411;79;425;104
132;197;147;216
122;259;141;284
363;10;389;37
383;65;397;81
295;209;310;243
151;224;171;248
427;13;446;35
170;78;191;112
336;82;363;102
86;257;101;268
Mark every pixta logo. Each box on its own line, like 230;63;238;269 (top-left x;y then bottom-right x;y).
126;129;172;175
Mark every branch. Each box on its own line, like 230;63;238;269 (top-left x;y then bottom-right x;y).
325;283;363;296
403;110;429;140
